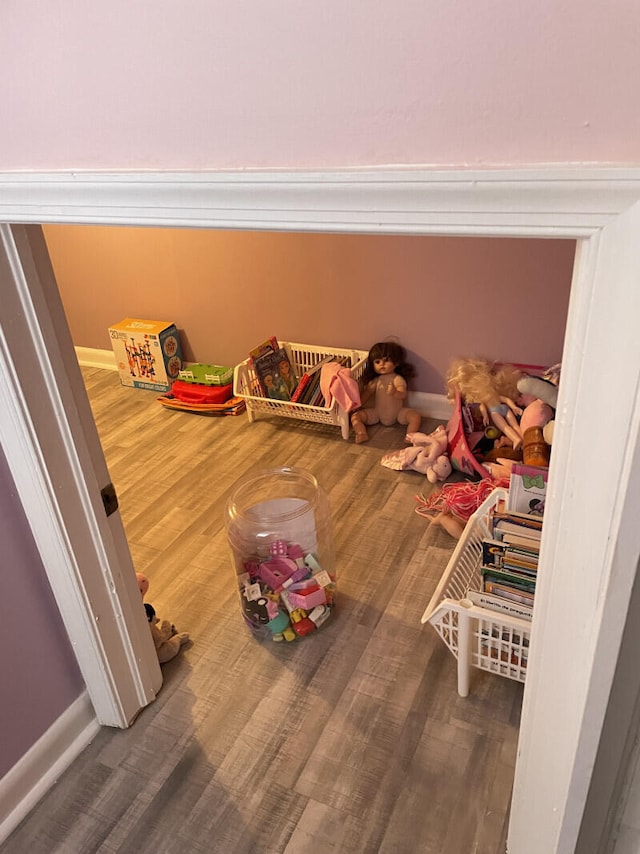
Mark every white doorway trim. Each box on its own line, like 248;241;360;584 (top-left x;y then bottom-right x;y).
0;224;162;729
2;167;640;854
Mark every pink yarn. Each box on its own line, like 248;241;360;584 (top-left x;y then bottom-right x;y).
416;477;509;523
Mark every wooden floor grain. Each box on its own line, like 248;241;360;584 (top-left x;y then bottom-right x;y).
2;368;522;854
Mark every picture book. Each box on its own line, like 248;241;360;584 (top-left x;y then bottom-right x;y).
481;539;538;573
491;511;543;542
507;463;549;515
298;369;323;405
501;555;538;576
248;336;279;361
482;538;509;569
481;566;536;593
466;589;533;621
290;355;336;404
249;339;299;400
483;580;535;607
499;530;542;552
289;372;312;403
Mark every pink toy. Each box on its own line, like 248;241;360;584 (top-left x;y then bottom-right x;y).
381;425;452;482
406;425;448;465
519;398;554;435
517;367;560;448
273;565;310;594
257;556;298;590
426;454;453;484
287;543;306;567
270;539;288;556
287;584;327;610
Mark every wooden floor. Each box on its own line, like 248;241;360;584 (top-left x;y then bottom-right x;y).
2;368;522;854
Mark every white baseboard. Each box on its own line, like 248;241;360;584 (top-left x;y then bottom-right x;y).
410;391;452;422
73;348;452;420
75;346;117;371
0;691;100;845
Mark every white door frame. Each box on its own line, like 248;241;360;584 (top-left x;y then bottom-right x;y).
0;223;162;729
2;167;640;853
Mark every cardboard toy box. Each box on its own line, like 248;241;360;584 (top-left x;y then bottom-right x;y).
108;318;183;392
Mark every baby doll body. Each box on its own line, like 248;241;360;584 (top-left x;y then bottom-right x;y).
351;341;421;443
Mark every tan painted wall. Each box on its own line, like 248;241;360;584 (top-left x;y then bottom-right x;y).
44;225;575;394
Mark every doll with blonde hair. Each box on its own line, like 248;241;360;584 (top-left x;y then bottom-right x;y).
446;357;524;450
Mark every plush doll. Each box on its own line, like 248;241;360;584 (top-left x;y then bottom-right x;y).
517;364;561;458
407;426;452;483
135;572;190;664
517;373;559;410
406;425;448;463
351;341;421;443
446;357;524;450
426;454;453;484
381;425;452;482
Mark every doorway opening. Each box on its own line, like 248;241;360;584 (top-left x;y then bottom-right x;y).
3;168;640;854
46;221;574;853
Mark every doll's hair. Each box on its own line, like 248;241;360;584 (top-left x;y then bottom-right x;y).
445;357;521;404
362;341;416;385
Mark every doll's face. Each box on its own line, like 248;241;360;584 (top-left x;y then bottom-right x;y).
373;356;397;375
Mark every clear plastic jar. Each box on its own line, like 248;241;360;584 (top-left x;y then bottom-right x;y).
225;466;336;642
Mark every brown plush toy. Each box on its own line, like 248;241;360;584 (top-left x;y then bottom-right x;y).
136;572;190;663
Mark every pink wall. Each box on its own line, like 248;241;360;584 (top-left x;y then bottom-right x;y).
0;448;84;777
1;2;639;170
43;226;574;393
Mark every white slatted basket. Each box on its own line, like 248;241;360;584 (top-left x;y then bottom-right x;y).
421;488;533;696
233;342;368;440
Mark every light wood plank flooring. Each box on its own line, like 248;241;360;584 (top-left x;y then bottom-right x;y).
2;368;522;854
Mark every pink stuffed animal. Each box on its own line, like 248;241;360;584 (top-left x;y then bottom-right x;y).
381;425;452;482
405;425;448;466
426;454;453;483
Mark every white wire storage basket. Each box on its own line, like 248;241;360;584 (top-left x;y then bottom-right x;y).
421;488;532;697
233;342;368;440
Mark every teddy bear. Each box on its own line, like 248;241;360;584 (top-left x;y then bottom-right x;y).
136;572;190;664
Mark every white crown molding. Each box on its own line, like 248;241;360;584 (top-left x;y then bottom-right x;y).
1;167;640;235
0;692;99;846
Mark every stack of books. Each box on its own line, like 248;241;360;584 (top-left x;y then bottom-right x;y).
468;508;543;621
290;355;352;407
